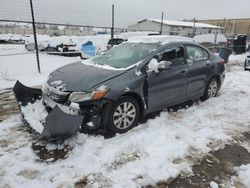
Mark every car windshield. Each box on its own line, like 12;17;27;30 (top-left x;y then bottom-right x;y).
91;43;159;68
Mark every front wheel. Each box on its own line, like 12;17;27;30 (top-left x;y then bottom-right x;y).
106;96;140;134
201;78;219;101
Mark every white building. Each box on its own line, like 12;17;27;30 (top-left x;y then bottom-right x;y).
128;18;223;37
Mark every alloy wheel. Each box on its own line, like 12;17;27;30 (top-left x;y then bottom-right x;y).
207;80;218;98
113;102;136;130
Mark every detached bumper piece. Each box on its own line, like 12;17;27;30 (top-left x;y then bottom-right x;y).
13;81;84;141
41;106;83;141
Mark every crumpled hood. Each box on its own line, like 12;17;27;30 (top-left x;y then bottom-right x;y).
47;62;127;91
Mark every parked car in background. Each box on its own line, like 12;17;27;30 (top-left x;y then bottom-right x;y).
40;35;225;137
107;38;125;49
193;34;227;52
107;31;160;49
233;34;247;54
245;55;250;71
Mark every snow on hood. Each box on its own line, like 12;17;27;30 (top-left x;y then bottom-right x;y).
128;35;194;44
81;59;135;71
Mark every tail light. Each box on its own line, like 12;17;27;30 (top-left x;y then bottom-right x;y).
107;45;112;50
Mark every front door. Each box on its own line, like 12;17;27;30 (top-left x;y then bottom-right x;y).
147;46;188;112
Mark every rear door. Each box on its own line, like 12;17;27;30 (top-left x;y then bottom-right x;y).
185;45;212;98
147;45;188;111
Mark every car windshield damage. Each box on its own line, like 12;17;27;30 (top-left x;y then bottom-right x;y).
91;43;159;68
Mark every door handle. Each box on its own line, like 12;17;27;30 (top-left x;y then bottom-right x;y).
206;60;212;66
179;70;187;75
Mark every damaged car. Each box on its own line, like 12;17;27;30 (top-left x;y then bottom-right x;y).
13;36;225;141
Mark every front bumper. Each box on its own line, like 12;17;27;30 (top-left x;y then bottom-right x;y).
13;81;85;141
42;93;106;132
43;94;79;115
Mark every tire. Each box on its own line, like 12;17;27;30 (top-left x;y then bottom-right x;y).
106;96;140;134
201;78;219;101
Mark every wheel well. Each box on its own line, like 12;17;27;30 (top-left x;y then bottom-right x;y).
121;92;144;120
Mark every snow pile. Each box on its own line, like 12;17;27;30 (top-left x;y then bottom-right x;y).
0;54;250;187
147;58;160;73
230;164;250;187
75;35;110;55
20;100;48;134
226;53;247;71
210;181;219;188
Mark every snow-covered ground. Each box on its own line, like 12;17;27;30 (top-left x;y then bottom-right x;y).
229;164;250;188
0;53;250;187
0;44;79;89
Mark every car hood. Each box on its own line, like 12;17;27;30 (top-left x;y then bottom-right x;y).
47;62;127;91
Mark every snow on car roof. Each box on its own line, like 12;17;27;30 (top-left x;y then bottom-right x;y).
193;34;227;44
127;35;194;44
118;31;159;40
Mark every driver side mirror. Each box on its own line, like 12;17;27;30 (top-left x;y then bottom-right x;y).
147;58;172;73
158;61;172;70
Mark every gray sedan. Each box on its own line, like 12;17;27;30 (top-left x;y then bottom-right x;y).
42;36;225;135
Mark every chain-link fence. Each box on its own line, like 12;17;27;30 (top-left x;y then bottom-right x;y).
0;18;128;89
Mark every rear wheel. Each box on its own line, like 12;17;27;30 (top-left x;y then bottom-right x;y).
106;96;140;134
201;78;219;101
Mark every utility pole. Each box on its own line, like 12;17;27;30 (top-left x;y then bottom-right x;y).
111;4;114;39
247;25;250;40
192;17;196;37
160;12;164;35
29;0;40;73
223;18;226;33
214;20;219;47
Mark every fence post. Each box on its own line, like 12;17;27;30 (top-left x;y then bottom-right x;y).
29;0;41;74
160;12;164;35
111;4;114;39
192;17;196;37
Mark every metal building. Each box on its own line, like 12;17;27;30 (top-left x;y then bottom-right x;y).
128;18;223;37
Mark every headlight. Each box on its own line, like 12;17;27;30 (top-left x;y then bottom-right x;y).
68;85;110;102
68;92;93;102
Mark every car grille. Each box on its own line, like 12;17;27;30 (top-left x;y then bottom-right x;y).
42;83;70;103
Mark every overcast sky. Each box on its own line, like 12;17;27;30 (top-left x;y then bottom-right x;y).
0;0;249;28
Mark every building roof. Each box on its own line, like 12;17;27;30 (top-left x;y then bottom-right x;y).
136;18;222;29
127;35;194;44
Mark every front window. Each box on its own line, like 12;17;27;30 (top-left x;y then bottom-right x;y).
157;47;185;66
91;43;159;68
